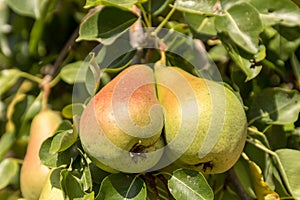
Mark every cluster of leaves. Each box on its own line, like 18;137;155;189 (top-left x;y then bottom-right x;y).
1;0;300;199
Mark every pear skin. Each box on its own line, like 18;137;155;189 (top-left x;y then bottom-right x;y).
155;66;247;174
80;64;164;173
20;109;62;200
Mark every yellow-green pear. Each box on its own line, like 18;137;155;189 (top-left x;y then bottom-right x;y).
155;64;247;174
20;109;62;200
79;64;164;173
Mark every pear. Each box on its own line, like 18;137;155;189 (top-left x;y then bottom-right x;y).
79;64;164;173
20;109;62;200
155;64;247;174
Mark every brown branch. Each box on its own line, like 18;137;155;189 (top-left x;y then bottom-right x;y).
49;26;79;78
157;174;175;200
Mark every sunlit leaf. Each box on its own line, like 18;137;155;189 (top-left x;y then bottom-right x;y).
0;131;15;160
4;0;49;18
62;103;85;119
50;129;78;153
77;6;138;45
0;158;19;190
85;0;147;11
174;0;219;15
60;61;85;84
250;0;300;26
215;2;263;54
168;169;214;200
0;69;21;96
248;87;300;125
97;173;146;200
276;149;300;199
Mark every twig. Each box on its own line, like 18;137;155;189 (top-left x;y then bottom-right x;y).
143;174;160;200
50;26;79;78
157;174;175;200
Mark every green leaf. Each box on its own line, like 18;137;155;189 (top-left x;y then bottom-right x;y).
215;2;263;54
50;120;77;153
250;0;300;26
60;169;94;200
276;149;300;199
0;158;19;190
0;2;11;57
145;0;173;16
291;54;300;88
12;95;38;138
77;6;138;45
50;128;78;153
248;87;300;125
62;103;85;119
0;131;15;160
168;169;214;200
84;0;147;11
264;26;300;62
60;61;85;84
81;164;93;192
208;44;228;62
97;173;146;200
174;0;219;16
28;0;59;54
0;69;21;96
4;0;49;18
233;159;256;198
184;14;217;38
39;137;77;168
219;33;263;81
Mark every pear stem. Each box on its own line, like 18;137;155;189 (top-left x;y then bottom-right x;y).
40;75;52;111
153;40;168;70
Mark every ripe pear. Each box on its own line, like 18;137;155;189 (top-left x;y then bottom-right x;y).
155;65;247;174
20;109;62;200
79;64;164;173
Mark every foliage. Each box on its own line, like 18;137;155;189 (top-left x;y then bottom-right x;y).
1;0;300;199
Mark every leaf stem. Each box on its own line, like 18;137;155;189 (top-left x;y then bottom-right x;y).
153;5;176;35
147;0;152;27
49;73;61;88
138;4;151;27
20;72;43;84
246;138;292;195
